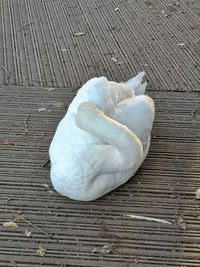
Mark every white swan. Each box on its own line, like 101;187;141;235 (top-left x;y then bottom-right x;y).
48;71;155;201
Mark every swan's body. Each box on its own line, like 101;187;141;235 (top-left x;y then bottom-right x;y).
49;72;155;201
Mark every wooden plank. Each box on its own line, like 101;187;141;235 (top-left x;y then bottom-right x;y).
0;86;200;266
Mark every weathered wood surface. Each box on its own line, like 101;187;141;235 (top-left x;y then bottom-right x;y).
0;0;199;92
0;87;200;266
0;0;200;266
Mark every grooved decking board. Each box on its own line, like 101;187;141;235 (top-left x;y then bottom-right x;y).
0;86;200;266
0;0;200;91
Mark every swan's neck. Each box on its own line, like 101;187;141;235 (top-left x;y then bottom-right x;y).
76;102;143;171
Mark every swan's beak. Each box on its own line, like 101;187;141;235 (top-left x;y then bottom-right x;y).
42;155;51;168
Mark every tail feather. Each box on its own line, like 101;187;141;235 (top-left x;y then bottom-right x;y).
125;71;147;95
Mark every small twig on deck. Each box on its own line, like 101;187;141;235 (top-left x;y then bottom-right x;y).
37;132;45;139
191;103;200;116
0;197;12;204
2;65;11;85
2;65;9;73
10;261;17;267
124;214;172;224
18;22;34;32
24;115;30;129
175;204;180;217
23;218;50;237
111;249;129;264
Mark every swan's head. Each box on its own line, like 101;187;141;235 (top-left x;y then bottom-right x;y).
68;77;116;115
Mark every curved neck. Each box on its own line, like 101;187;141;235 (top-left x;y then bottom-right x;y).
76;102;143;171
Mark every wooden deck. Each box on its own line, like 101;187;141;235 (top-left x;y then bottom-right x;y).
0;0;200;266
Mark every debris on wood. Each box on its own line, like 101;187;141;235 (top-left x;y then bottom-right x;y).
92;243;117;255
114;7;119;11
38;107;46;112
174;2;180;7
90;62;101;69
61;48;67;52
62;99;71;107
145;0;152;6
161;10;170;17
170;188;180;198
176;215;186;230
3;221;18;230
117;61;124;65
97;231;119;239
111;57;124;65
46;87;55;92
37;246;46;256
18;22;34;32
24;115;30;128
8;122;20;127
2;65;9;73
10;261;17;267
195;188;200;199
0;198;12;204
92;243;128;263
24;219;50;237
135;255;139;264
124;214;172;224
14;215;24;221
17;211;23;215
74;32;85;36
0;141;19;146
191;103;200;116
25;229;32;237
52;103;62;108
34;132;44;139
112;250;128;263
41;183;49;188
26;128;37;132
168;4;176;12
111;57;118;62
178;43;186;47
97;224;119;239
